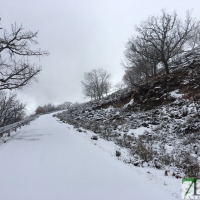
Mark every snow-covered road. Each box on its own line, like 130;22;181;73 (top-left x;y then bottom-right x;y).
0;113;180;200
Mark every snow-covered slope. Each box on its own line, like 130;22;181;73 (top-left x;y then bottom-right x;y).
55;48;200;179
55;96;200;177
0;113;180;200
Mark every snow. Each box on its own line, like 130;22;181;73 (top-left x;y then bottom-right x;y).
124;99;134;108
170;90;183;98
0;113;181;200
103;105;114;112
128;127;151;137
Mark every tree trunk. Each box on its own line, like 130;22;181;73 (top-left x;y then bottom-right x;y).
153;63;157;75
163;61;169;74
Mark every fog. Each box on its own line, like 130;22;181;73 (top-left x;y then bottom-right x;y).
1;0;200;114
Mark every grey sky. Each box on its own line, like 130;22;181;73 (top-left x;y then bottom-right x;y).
1;0;200;114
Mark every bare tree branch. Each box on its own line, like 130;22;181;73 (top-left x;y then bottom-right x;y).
0;23;49;90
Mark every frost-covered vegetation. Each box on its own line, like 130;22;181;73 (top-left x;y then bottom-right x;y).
55;47;200;178
0;91;26;127
55;98;200;177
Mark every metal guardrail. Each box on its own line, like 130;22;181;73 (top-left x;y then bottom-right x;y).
0;115;39;136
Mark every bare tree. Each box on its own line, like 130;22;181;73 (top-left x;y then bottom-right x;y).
122;36;160;88
0;23;49;90
57;102;72;110
126;10;200;74
81;68;112;100
122;66;144;88
187;26;200;49
42;103;56;113
124;37;159;77
114;82;126;92
35;106;45;115
0;91;26;127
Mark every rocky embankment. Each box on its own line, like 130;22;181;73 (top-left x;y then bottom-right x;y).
55;48;200;177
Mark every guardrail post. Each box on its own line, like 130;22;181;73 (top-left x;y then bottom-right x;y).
8;130;10;137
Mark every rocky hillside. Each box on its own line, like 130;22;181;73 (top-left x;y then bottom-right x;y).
55;48;200;178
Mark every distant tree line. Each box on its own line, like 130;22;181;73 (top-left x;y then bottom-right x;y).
123;10;200;87
35;102;72;115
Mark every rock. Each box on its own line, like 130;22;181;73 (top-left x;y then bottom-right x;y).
91;136;98;140
116;150;121;157
142;123;149;127
133;162;139;166
154;159;162;169
165;170;169;176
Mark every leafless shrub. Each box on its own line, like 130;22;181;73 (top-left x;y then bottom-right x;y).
116;151;121;157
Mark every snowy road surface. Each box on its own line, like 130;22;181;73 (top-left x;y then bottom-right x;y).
0;113;181;200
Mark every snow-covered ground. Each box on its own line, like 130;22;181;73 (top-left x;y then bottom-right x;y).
0;113;181;200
